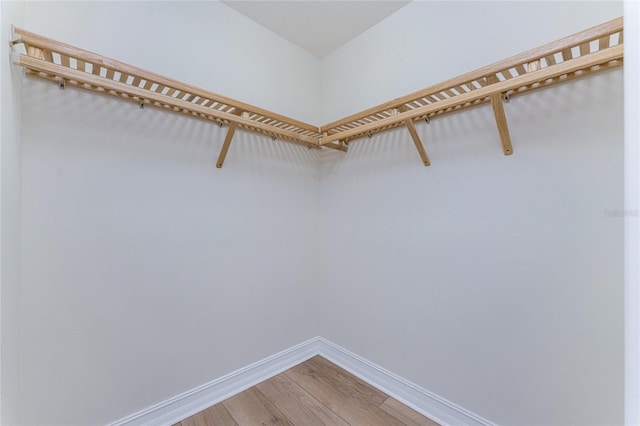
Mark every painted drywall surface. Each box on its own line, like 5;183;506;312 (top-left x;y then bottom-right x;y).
19;78;320;426
318;2;624;425
17;2;320;424
319;74;624;426
624;1;640;424
1;1;25;424
320;1;623;123
22;1;321;124
12;1;628;425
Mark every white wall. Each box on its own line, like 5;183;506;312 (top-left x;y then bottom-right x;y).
16;2;320;424
318;2;624;425
1;1;25;424
6;1;630;425
320;1;623;123
624;1;640;424
22;1;321;124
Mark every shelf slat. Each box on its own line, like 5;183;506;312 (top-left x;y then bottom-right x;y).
10;16;623;165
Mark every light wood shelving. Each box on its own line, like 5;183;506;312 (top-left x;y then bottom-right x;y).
10;17;623;167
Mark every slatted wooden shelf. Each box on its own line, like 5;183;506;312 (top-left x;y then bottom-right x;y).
9;26;327;167
10;17;623;167
320;17;624;160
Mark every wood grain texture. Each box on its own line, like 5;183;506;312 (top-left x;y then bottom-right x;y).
178;404;237;426
15;17;623;158
256;373;349;426
217;124;237;169
18;55;318;147
490;93;513;156
400;107;431;166
380;397;440;426
223;387;294;426
320;16;622;133
307;356;389;406
13;27;320;134
320;43;623;144
487;76;513;156
176;356;439;426
284;357;405;425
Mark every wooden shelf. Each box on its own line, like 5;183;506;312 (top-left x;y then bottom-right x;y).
11;17;623;166
320;17;623;160
10;26;324;152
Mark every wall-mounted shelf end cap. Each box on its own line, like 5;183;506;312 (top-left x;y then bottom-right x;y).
9;24;21;45
9;24;26;65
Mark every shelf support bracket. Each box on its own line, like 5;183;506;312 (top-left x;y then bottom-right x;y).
216;123;237;169
399;106;430;166
487;76;513;156
325;142;348;152
322;132;348;153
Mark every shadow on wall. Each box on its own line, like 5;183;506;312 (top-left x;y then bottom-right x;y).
22;78;321;181
316;67;624;426
320;68;622;177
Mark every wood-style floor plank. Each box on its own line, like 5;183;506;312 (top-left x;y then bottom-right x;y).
178;404;237;426
306;356;389;406
256;372;350;426
284;357;405;425
380;397;441;426
222;387;294;426
177;356;440;426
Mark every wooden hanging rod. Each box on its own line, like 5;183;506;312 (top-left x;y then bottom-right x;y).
10;17;623;165
320;17;623;145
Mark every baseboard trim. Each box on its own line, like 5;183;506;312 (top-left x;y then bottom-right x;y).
109;336;495;426
316;338;495;426
108;337;320;426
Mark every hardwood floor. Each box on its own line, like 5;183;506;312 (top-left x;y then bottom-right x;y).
176;356;439;426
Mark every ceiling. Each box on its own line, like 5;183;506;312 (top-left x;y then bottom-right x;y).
222;1;410;58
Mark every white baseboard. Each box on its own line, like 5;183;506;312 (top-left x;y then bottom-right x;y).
108;337;320;426
109;336;495;426
316;337;495;426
